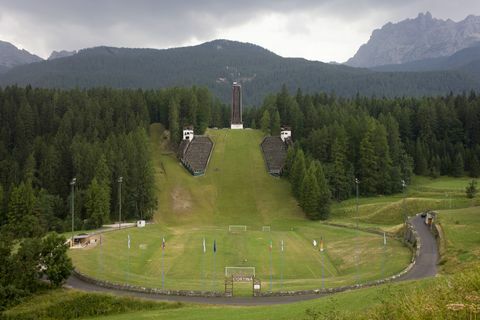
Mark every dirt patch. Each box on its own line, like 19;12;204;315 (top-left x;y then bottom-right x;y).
171;187;192;212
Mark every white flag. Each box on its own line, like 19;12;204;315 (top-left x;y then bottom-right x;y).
281;240;284;252
203;238;206;253
128;234;131;249
383;232;387;246
313;239;317;247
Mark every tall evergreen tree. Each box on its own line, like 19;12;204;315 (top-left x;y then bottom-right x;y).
358;123;378;195
300;163;320;219
271;109;281;136
290;149;306;198
452;153;464;177
260;110;270;134
168;98;180;146
85;178;110;228
315;161;331;220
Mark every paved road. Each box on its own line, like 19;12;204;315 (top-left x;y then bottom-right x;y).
397;215;438;281
65;215;438;305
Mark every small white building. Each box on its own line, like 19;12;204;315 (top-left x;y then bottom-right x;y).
183;126;194;141
280;127;292;142
137;220;146;228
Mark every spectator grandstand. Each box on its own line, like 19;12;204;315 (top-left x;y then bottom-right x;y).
179;136;214;176
261;136;289;176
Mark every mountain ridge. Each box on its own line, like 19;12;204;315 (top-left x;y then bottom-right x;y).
0;39;478;104
0;40;43;72
347;12;480;68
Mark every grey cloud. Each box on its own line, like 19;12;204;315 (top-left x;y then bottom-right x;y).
0;0;478;59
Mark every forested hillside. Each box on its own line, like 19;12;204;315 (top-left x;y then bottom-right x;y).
0;40;478;105
0;86;229;235
247;87;480;210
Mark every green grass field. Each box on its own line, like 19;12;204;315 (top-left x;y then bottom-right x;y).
330;175;479;228
69;126;410;293
438;206;480;273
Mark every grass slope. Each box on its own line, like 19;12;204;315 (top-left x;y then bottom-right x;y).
438;206;480;273
69;126;410;293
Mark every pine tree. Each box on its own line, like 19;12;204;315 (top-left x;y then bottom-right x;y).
260;110;270;134
452;153;464;177
372;124;392;194
330;137;350;200
283;146;295;177
85;177;110;228
290;149;306;198
300;163;320;219
465;179;477;199
315;161;331;220
168;98;180;146
271;109;281;136
359;124;378;195
414;139;429;176
469;155;480;178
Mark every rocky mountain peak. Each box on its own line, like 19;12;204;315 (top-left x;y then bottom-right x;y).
346;13;480;68
0;40;42;69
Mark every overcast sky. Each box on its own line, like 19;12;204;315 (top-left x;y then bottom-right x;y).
0;0;479;62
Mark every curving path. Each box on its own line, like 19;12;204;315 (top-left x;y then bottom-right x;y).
65;215;438;306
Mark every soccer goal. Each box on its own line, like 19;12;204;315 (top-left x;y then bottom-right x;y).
225;266;256;279
228;225;247;233
262;226;271;232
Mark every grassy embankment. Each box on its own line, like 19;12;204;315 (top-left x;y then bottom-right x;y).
68;126;410;293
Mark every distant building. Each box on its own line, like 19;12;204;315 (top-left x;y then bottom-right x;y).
280;126;292;142
183;126;194;141
231;82;243;129
261;126;293;176
177;126;214;176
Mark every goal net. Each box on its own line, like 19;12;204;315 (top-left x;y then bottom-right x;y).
262;226;271;232
228;225;247;233
225;267;255;278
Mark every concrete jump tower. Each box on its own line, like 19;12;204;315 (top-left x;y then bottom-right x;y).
230;82;243;129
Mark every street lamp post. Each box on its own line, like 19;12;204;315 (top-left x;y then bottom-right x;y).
355;178;360;229
354;177;360;284
118;177;123;229
70;177;76;247
401;179;407;225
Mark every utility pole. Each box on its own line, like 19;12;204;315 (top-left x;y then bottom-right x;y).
70;177;76;247
118;177;123;229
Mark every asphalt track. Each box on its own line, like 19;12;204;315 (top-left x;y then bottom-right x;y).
65;215;438;306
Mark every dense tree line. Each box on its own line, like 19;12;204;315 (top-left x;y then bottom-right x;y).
246;86;480;203
0;85;231;310
0;86;229;234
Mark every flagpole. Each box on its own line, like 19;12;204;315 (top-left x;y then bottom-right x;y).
382;232;386;278
127;234;130;283
269;240;273;292
321;236;324;290
212;240;216;292
280;240;284;290
162;236;165;290
202;237;206;291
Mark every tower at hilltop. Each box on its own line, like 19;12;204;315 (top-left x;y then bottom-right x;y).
230;82;243;129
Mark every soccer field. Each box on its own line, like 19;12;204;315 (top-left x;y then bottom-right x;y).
69;126;411;294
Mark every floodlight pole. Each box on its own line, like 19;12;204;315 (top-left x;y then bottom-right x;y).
70;177;76;247
402;180;407;225
118;177;123;229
